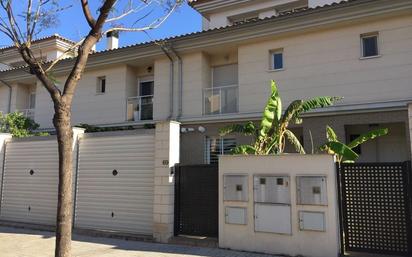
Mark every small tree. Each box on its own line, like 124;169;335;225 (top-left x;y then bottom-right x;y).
0;112;47;137
320;125;389;163
220;80;341;154
0;1;182;257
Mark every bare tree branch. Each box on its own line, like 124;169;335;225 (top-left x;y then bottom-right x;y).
80;0;96;28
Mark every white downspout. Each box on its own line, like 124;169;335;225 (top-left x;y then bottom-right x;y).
159;43;175;120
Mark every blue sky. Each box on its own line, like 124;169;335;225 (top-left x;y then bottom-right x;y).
0;1;202;50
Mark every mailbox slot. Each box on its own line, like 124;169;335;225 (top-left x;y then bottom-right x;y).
254;203;292;234
225;207;247;225
254;175;290;204
297;176;327;205
224;175;248;201
299;211;326;232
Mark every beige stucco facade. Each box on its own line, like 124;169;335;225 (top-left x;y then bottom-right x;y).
219;154;339;257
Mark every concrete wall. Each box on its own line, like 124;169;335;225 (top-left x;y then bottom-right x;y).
219;154;339;257
153;121;180;243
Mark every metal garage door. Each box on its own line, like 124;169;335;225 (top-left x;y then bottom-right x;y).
0;138;59;225
74;131;155;235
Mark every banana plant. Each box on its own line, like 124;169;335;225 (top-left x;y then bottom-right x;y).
320;125;389;163
219;80;341;155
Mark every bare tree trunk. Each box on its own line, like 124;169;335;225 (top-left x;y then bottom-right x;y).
53;103;74;257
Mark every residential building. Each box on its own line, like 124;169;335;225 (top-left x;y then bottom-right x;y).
0;0;411;164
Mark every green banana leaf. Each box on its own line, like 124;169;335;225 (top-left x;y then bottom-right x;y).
347;128;389;149
281;100;303;126
326;125;338;142
284;129;306;154
301;96;342;113
231;145;256;155
219;121;256;137
322;141;359;161
259;80;282;139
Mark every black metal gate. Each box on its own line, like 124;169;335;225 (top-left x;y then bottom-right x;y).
174;164;218;237
338;162;412;256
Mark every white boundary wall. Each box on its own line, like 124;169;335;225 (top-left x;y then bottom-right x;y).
219;154;339;257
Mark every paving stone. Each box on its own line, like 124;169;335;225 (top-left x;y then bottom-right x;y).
0;226;279;257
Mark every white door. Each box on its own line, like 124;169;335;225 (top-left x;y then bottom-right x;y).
74;132;155;235
0;139;59;225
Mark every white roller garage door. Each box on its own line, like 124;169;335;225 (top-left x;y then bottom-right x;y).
74;131;155;235
0;138;59;225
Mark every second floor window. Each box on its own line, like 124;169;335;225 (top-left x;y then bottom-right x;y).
97;76;106;94
361;33;379;58
271;49;284;70
212;64;238;88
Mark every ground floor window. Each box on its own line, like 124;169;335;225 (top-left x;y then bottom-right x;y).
205;137;236;164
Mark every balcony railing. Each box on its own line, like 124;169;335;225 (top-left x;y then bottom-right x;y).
20;109;35;120
203;85;238;115
126;95;153;122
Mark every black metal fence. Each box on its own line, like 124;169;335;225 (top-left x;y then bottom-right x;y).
174;164;219;238
338;161;412;256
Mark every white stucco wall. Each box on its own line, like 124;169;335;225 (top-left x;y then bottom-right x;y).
219;154;339;257
0;85;10;114
35;65;130;128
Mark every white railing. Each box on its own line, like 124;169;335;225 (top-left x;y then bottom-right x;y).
203;85;238;115
20;109;35;120
126;95;154;121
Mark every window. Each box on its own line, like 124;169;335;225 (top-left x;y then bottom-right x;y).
139;80;154;96
361;33;379;58
29;92;36;109
205;137;236;164
212;64;238;88
97;76;106;94
270;49;284;70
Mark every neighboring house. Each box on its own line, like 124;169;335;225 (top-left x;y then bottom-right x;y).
0;0;412;164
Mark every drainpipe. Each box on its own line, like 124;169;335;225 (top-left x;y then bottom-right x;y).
170;49;183;120
0;79;12;113
159;43;175;120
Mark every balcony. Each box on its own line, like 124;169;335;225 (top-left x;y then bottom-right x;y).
203;85;238;115
126;95;153;122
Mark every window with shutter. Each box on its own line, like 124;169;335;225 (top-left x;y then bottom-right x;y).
205;137;237;164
